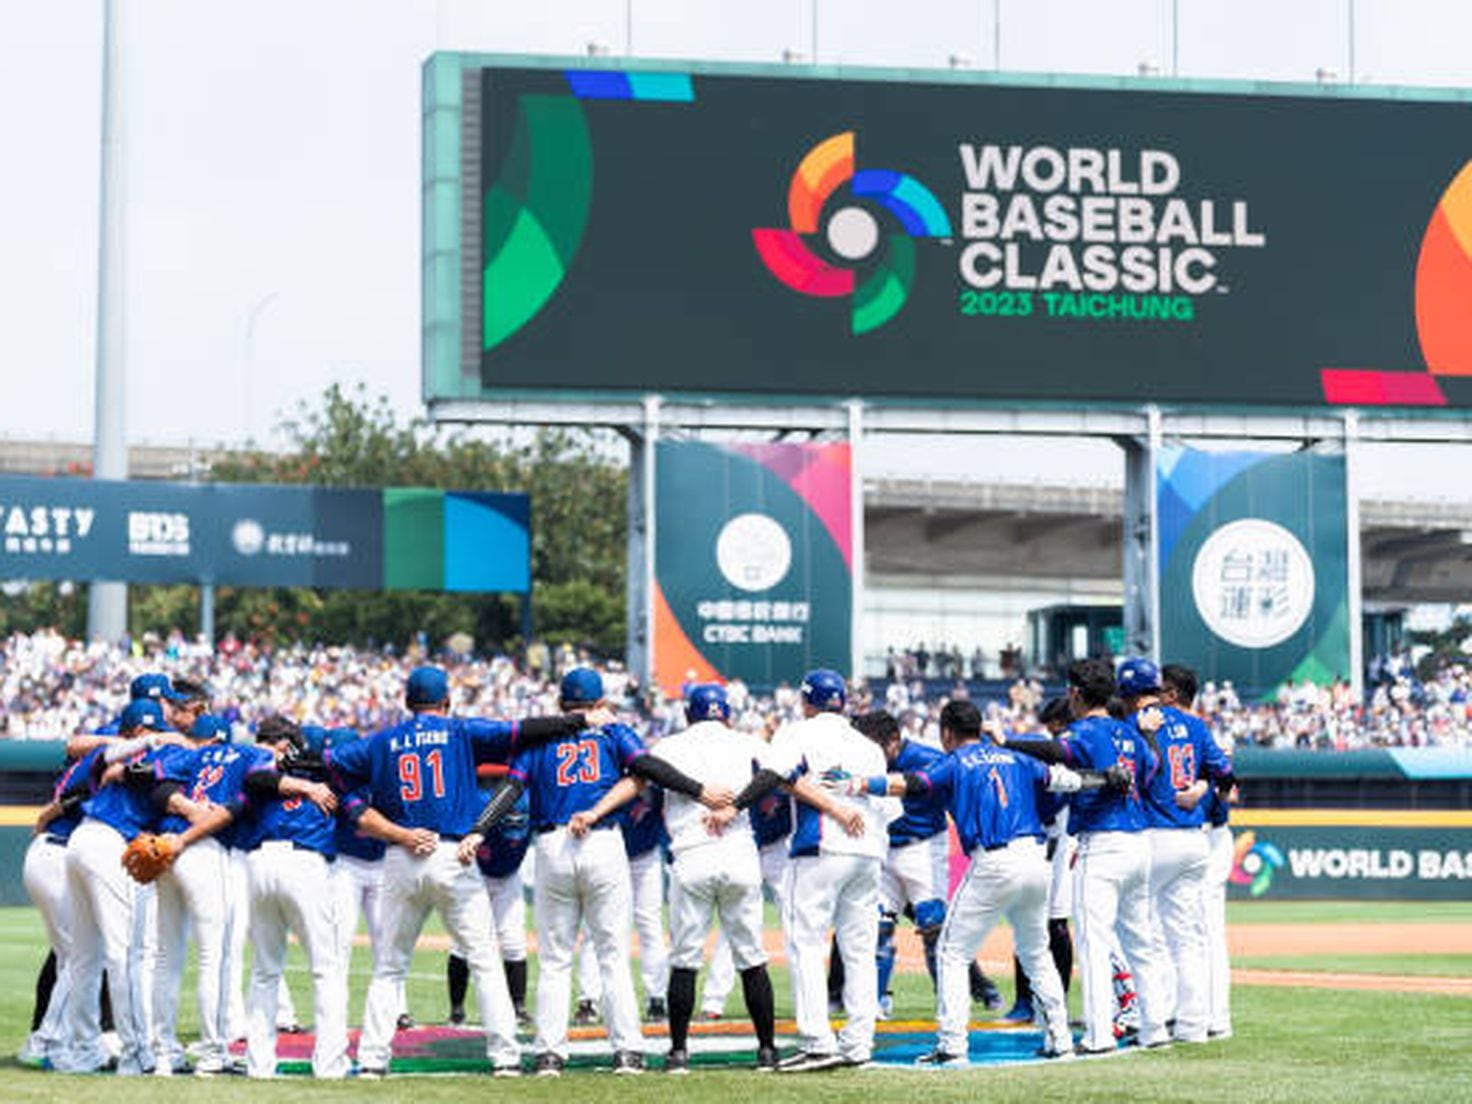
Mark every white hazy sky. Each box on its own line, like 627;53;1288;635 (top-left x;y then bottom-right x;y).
2;0;1470;494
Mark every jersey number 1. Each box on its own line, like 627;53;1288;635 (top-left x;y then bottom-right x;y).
399;750;446;803
987;766;1010;808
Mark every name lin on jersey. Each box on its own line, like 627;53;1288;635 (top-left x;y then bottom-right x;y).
389;731;450;752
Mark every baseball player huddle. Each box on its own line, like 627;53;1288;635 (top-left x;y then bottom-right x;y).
18;652;1236;1078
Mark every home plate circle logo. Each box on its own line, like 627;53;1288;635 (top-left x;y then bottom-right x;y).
715;513;792;592
1191;518;1315;649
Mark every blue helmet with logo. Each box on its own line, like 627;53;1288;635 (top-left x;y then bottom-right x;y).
300;724;330;757
119;699;167;733
801;669;847;712
130;673;186;703
686;684;732;724
1117;657;1163;697
190;713;231;743
560;667;604;706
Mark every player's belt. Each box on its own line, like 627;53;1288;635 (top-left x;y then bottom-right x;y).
258;839;336;863
532;822;616;835
43;834;68;847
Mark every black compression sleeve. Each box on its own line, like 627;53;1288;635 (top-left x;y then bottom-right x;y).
517;714;588;748
734;768;783;810
1006;738;1068;764
147;781;183;815
243;770;285;798
629;754;704;800
472;777;526;835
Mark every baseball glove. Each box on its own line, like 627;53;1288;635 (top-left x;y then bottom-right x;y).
121;832;177;884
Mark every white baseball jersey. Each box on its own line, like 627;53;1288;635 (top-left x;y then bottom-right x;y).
651;720;769;856
766;711;899;860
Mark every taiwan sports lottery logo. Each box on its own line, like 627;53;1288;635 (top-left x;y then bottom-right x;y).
1230;830;1286;897
751;132;951;334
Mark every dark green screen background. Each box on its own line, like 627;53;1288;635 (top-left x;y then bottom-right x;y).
476;67;1472;407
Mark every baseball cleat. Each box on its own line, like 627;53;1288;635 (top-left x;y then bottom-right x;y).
915;1049;967;1068
700;1009;723;1021
611;1050;645;1075
1002;1000;1035;1023
492;1063;522;1078
778;1050;846;1073
1073;1044;1116;1058
755;1045;781;1072
534;1052;564;1077
448;1005;466;1026
572;999;600;1026
645;998;668;1023
1208;1027;1234;1041
357;1065;387;1080
396;1013;416;1031
664;1048;690;1074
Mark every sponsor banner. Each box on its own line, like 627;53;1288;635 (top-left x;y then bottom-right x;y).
653;441;852;694
442;61;1472;408
0;475;528;593
1157;448;1349;696
1228;822;1472;900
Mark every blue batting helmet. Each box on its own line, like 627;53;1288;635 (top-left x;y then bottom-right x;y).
119;699;167;733
801;669;847;712
1117;657;1163;696
686;684;732;724
559;667;604;705
406;666;449;708
190;713;231;743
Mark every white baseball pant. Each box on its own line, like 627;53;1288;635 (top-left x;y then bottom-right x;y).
668;842;766;972
937;838;1069;1057
532;827;643;1059
447;870;528;961
702;839;789;1014
21;834;72;1064
784;852;881;1062
360;842;520;1071
1148;826;1211;1041
334;853;405;1024
1072;830;1170;1052
1203;824;1234;1036
226;848;298;1039
57;819;151;1075
153;835;230;1072
245;843;348;1079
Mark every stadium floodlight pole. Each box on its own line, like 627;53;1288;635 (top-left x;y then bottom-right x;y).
87;0;128;644
993;0;1002;70
1171;0;1179;77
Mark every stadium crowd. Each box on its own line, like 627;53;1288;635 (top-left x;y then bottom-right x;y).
2;629;1469;749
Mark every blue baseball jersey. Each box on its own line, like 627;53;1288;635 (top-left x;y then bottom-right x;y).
620;785;668;858
47;748;106;843
750;788;792;848
158;743;275;845
328;713;524;838
337;786;388;862
1138;706;1234;830
1058;714;1157;835
888;740;949;846
81;744;195;842
474;788;531;879
916;742;1049;853
235;779;338;858
510;722;646;829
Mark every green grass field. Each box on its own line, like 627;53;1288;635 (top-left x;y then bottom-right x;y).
1;903;1470;1104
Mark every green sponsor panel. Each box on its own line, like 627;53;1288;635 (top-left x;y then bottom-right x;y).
1158;449;1350;698
1228;825;1472;901
383;488;445;590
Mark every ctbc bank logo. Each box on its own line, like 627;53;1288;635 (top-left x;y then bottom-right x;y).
1230;830;1286;897
752;131;951;334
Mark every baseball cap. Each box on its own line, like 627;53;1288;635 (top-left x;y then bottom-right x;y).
686;684;732;724
801;669;847;712
130;673;186;703
300;724;330;757
406;666;450;708
1117;657;1163;696
559;667;604;705
190;714;231;743
119;699;167;733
